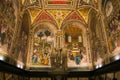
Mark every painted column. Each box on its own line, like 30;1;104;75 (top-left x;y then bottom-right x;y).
26;30;34;69
98;0;110;64
56;30;62;49
86;29;94;70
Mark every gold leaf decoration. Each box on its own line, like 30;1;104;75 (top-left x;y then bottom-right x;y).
78;7;90;23
29;8;41;23
47;10;71;28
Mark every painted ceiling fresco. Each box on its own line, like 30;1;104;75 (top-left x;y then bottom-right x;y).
25;0;91;69
26;0;91;25
28;8;41;23
63;11;85;24
33;11;56;25
47;10;71;28
46;0;72;5
43;0;77;9
28;0;41;7
78;7;90;23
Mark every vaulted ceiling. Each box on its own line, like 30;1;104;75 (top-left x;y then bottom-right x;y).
21;0;98;26
22;0;97;9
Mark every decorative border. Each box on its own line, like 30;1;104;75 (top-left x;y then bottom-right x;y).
42;0;77;9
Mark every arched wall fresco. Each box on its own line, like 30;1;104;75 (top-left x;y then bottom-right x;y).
29;21;57;68
61;21;90;69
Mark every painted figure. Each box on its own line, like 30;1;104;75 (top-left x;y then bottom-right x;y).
0;25;7;45
32;53;38;63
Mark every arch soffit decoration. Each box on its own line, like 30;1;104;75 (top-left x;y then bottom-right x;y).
33;21;58;35
61;21;87;34
31;10;87;30
61;21;88;50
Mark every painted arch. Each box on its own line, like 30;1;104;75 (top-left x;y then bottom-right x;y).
61;21;90;69
29;21;57;68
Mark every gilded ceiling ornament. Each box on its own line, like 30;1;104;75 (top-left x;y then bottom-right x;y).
43;0;76;9
47;10;71;28
28;8;41;23
78;7;90;23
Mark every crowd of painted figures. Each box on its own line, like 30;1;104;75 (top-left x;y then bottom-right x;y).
68;44;84;65
32;46;51;65
32;29;52;65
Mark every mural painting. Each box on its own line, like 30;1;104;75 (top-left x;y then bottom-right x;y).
0;0;15;56
105;0;120;54
32;27;54;67
64;24;88;68
89;11;106;65
107;13;120;54
0;17;13;55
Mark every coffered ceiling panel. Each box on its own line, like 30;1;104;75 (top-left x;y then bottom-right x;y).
42;0;77;9
26;0;42;8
